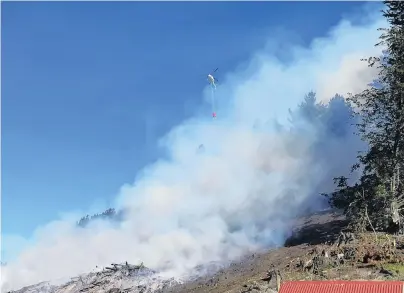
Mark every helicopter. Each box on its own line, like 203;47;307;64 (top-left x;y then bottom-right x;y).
207;68;219;89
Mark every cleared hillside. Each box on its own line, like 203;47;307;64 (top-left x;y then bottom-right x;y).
8;210;404;293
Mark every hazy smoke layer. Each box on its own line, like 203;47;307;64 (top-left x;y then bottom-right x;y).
1;6;385;292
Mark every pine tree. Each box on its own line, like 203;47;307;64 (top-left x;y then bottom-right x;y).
76;208;122;228
328;1;404;233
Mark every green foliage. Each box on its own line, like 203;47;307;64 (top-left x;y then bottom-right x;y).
327;1;404;233
77;208;118;228
327;175;392;232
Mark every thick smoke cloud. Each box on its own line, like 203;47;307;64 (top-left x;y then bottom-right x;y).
1;6;385;292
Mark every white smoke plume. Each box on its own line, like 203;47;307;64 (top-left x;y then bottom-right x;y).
1;5;386;292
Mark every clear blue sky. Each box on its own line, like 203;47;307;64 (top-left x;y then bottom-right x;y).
2;2;366;238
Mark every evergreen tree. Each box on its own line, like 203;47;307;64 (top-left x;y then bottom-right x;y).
328;1;404;233
77;208;118;228
76;208;126;228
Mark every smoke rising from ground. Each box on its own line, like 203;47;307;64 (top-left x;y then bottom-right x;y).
1;6;385;292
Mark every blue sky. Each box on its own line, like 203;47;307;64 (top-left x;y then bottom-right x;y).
2;1;368;240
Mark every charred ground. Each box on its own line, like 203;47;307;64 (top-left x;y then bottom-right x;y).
163;210;404;293
10;210;404;293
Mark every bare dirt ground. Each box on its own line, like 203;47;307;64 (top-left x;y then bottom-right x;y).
163;210;404;293
8;210;404;293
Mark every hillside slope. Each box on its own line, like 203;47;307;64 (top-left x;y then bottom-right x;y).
7;210;404;293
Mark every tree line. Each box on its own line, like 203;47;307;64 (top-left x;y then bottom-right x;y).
77;208;124;228
327;1;404;234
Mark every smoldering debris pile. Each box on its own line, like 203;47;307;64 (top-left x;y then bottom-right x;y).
8;262;180;293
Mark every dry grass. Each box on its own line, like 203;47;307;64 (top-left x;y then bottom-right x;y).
164;212;404;293
280;231;404;285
